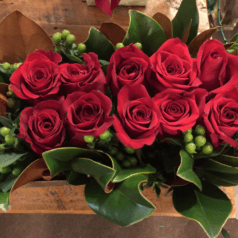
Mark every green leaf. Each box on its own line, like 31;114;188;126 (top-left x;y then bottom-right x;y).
203;171;238;186
85;174;156;226
84;27;115;61
195;158;238;174
230;33;238;43
61;49;83;64
207;0;217;13
172;0;198;45
66;170;88;186
71;158;115;191
43;156;71;178
123;10;167;56
0;116;14;129
0;152;27;167
153;183;161;198
221;228;231;238
173;181;232;238
162;138;183;146
177;150;202;190
214;154;238;167
0;173;18;192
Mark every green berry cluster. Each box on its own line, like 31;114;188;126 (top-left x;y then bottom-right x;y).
1;62;22;75
6;84;21;111
183;125;213;155
115;42;142;50
52;30;86;55
108;146;138;168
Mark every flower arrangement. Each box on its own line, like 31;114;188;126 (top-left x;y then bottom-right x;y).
0;0;238;237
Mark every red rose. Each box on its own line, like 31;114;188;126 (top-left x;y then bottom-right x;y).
197;39;238;94
64;90;113;145
149;38;201;93
203;88;238;149
113;84;161;149
59;52;107;95
153;88;207;137
18;99;65;154
106;44;151;96
10;50;62;103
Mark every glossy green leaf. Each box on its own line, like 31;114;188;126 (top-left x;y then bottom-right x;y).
0;192;9;212
71;158;115;191
123;10;167;56
61;49;83;63
172;0;198;45
0;152;27;168
0;116;14;129
42;147;105;162
203;171;238;186
66;170;88;186
173;181;232;238
43;156;71;178
177;150;202;190
84;27;115;61
207;0;217;13
195;158;238;174
230;33;238;43
214;154;238;167
85;174;155;226
0;173;18;192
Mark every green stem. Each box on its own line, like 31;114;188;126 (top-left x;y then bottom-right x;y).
218;0;227;43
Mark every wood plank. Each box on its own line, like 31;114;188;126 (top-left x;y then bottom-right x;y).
0;181;235;218
0;0;209;43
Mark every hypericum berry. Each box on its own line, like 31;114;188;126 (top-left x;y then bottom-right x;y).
66;34;76;45
62;29;70;38
184;133;193;143
195;125;206;135
0;127;11;137
115;43;124;49
13;63;22;70
183;128;192;134
0;166;12;174
52;32;62;44
12;166;24;176
3;62;10;70
185;142;196;154
128;157;137;166
8;85;14;93
116;152;124;161
84;135;94;143
99;130;111;140
122;160;131;168
124;147;135;154
77;43;86;53
7;98;15;108
202;143;213;154
5;135;16;145
109;147;118;156
135;42;142;49
194;135;206;147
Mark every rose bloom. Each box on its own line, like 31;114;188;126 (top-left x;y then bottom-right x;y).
153;88;207;137
149;38;201;93
10;50;62;104
203;88;238;149
64;90;114;146
197;39;238;95
18;99;65;154
113;84;161;149
59;52;107;95
107;44;151;96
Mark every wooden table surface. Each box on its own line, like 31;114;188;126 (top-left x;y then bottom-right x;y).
0;0;209;44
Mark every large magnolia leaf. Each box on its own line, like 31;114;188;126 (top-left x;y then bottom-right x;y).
172;0;198;45
173;182;232;238
84;27;115;61
0;11;53;63
66;171;89;186
214;154;238;167
123;10;167;56
177;150;202;190
85;174;155;226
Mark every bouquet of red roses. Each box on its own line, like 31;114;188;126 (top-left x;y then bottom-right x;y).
0;0;238;237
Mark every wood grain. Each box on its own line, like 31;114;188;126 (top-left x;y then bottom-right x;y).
0;181;236;218
0;0;209;44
